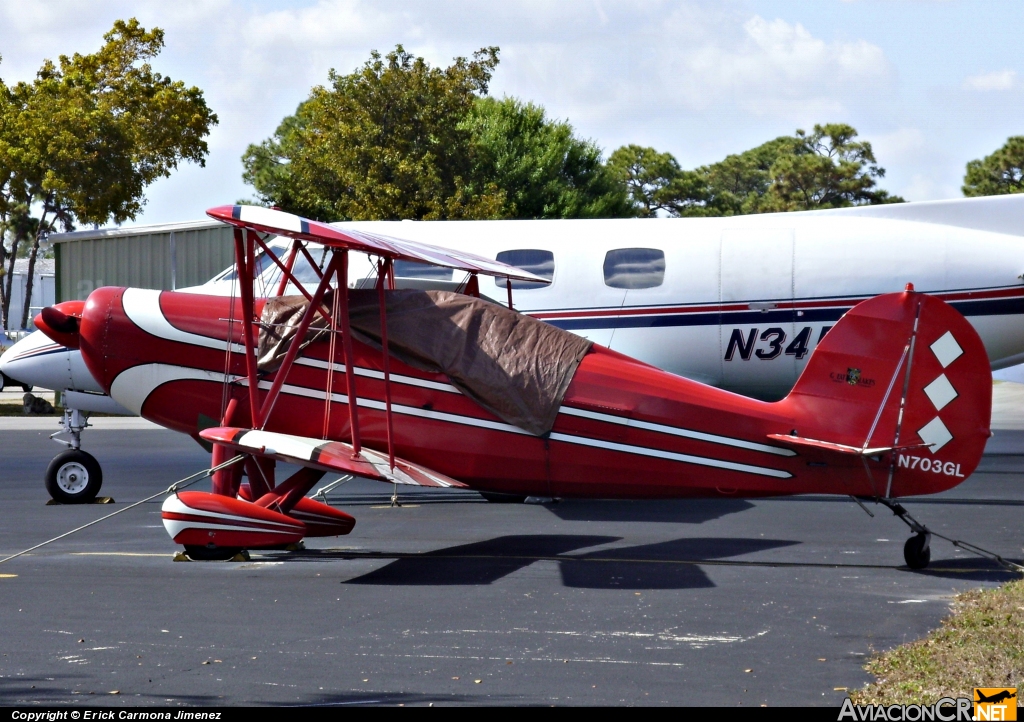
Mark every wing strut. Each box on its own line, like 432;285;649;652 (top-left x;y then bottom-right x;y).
234;229;263;427
259;252;341;428
253;234;314;303
376;258;396;470
274;240;300;297
337;250;362;455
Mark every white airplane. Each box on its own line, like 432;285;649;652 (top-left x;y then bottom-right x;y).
4;193;1024;501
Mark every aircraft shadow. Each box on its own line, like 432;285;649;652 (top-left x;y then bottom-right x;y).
558;536;799;590
906;556;1024;582
543;497;755;523
342;534;798;589
345;534;618;586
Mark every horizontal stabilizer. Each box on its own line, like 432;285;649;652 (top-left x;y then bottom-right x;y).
200;427;467;488
766;434;928;457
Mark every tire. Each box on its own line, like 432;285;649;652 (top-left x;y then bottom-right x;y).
44;449;103;504
903;533;931;570
183;545;243;561
20;383;32;393
479;491;528;504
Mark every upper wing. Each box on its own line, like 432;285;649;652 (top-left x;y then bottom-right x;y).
206;204;551;284
200;426;467;488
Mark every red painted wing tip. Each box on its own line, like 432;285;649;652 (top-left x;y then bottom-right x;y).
198;426;243;444
205;205;237;222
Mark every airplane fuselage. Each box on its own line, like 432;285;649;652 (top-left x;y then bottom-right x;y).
77;286;990;500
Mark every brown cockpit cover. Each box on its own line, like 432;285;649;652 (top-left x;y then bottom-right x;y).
257;290;593;436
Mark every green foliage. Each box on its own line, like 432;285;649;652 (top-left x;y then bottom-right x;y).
243;50;632;221
963;136;1024;197
0;18;217;327
467;97;631;219
243;45;505;221
607;144;687;217
763;124;903;211
851;579;1024;704
609;123;902;218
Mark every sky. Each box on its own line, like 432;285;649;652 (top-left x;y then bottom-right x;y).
1;0;1022;226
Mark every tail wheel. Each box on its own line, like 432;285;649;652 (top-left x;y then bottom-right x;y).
45;449;102;504
903;533;931;570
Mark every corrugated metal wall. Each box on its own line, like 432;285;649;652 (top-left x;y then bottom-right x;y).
54;224;235;301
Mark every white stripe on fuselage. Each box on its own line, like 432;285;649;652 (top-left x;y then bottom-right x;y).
110;363;792;479
122;288;245;354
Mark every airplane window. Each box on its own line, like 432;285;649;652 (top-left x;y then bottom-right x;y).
217;246;281;282
289;252;325;286
495;249;555;290
393;260;453;281
603;248;665;289
263;245;327;290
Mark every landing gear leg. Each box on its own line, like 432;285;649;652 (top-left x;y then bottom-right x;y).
876;498;932;570
853;497;1023;574
45;407;102;504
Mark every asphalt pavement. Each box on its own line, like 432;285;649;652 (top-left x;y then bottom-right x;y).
0;418;1020;706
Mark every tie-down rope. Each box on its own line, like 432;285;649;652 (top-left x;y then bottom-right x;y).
0;455;245;567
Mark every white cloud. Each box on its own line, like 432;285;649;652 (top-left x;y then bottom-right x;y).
897;173;960;202
963;69;1016;91
871;128;927;164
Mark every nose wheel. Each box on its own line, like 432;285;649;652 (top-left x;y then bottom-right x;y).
45;449;103;504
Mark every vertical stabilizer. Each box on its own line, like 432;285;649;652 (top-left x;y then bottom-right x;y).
777;288;991;497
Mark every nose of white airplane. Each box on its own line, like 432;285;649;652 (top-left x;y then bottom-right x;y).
0;330;102;393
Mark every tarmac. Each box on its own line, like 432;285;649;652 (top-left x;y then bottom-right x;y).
0;388;1021;706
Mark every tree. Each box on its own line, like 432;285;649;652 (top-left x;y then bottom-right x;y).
608;123;902;218
243;45;504;222
0;20;217;328
762;124;903;211
467;97;631;218
607;144;687;217
963;136;1024;197
243;51;633;222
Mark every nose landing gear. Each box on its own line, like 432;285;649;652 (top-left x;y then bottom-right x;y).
45;448;103;504
45;407;103;504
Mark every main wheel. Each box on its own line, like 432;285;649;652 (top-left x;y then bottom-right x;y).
44;449;103;504
903;533;931;570
479;491;528;504
183;545;244;561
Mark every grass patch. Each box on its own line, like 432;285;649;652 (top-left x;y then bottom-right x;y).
851;579;1024;704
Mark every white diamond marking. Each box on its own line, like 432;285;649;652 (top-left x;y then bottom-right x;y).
917;417;953;454
923;374;958;412
930;331;963;369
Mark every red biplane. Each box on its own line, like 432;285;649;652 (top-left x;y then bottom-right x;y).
34;205;992;568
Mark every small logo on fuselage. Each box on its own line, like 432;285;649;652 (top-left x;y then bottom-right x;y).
830;368;876;388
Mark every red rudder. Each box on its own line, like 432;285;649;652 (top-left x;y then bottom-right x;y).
778;289;991;497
